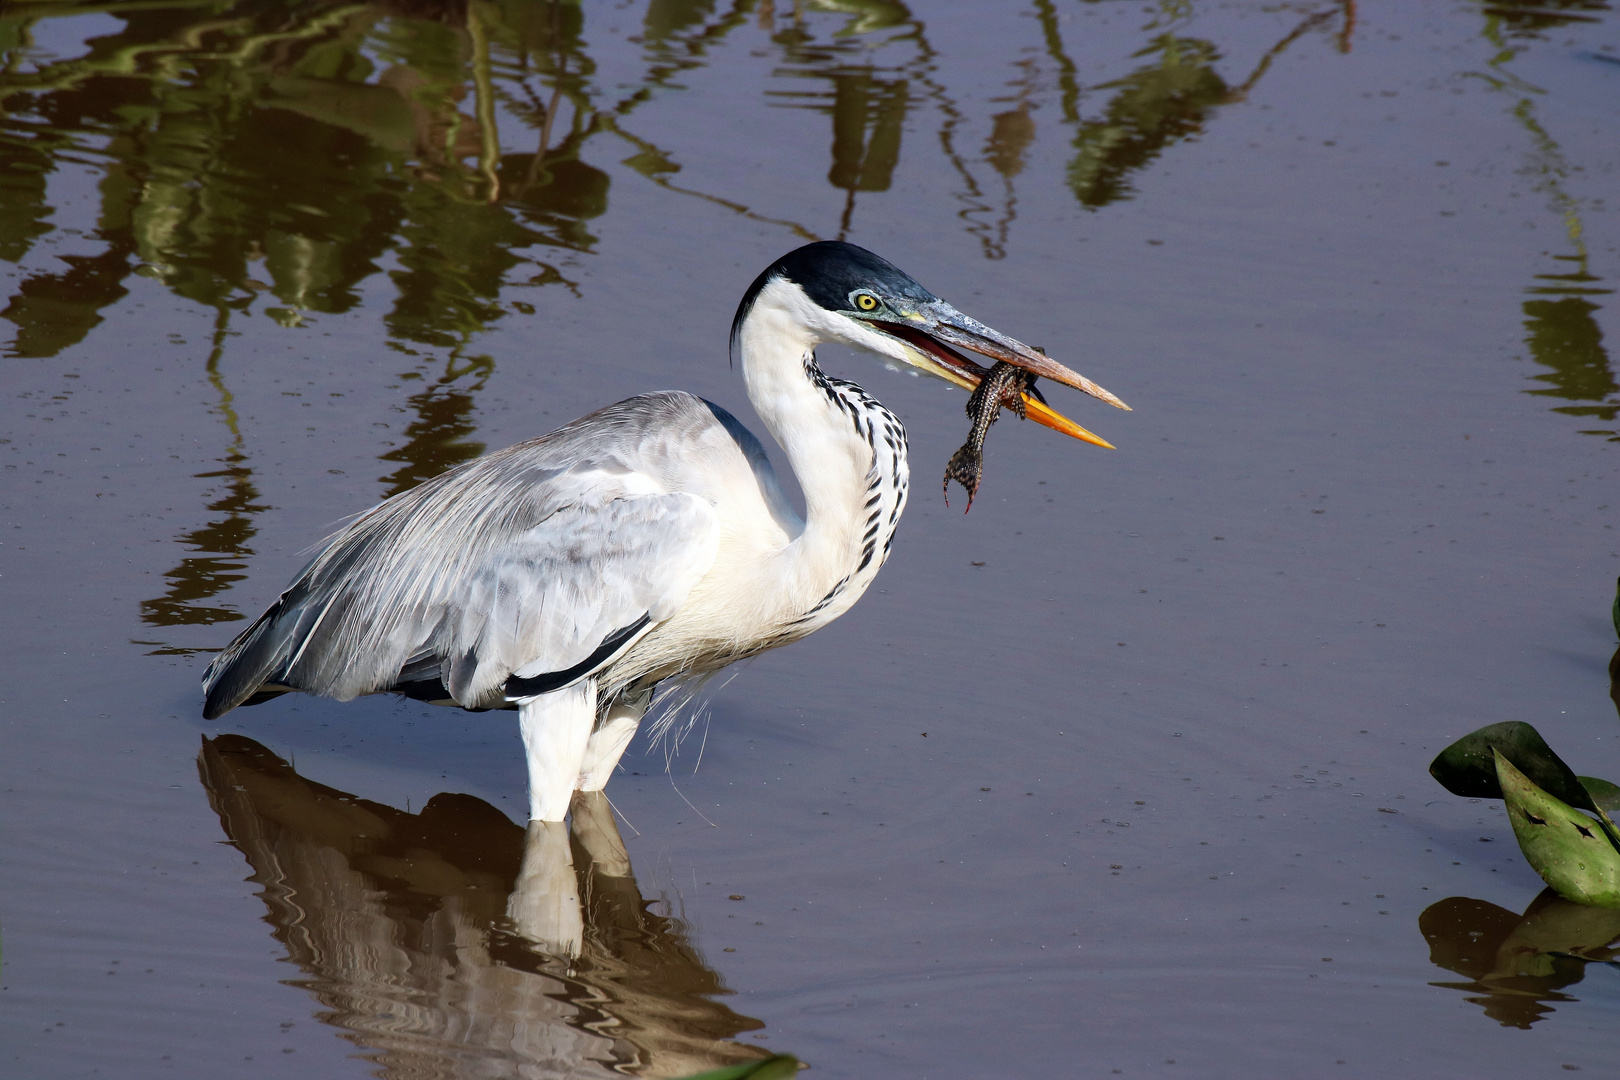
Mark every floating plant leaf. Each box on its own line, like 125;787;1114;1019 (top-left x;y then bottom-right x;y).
1578;776;1620;815
1612;575;1619;640
1610;646;1620;723
674;1056;802;1080
1496;750;1620;909
1429;722;1596;812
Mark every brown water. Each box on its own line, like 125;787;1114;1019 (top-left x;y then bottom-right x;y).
3;2;1619;1077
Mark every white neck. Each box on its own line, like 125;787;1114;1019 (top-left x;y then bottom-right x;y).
734;278;910;623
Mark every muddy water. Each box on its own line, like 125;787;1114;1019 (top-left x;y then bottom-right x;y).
3;2;1619;1077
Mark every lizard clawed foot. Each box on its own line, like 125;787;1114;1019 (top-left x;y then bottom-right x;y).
943;446;983;510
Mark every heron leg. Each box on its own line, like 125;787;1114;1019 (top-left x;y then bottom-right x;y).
577;686;651;793
516;680;597;822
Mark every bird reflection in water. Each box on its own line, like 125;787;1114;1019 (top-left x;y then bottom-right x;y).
198;735;768;1079
1419;890;1620;1029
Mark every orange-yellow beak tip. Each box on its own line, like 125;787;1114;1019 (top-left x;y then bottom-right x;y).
1023;393;1116;449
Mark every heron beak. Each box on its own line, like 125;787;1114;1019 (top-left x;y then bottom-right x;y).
875;302;1129;449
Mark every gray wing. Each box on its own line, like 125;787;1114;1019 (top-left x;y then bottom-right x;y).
202;393;726;718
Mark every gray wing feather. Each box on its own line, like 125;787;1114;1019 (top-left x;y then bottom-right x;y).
203;393;726;718
439;494;717;704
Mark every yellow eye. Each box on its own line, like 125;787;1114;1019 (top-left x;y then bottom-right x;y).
855;293;879;312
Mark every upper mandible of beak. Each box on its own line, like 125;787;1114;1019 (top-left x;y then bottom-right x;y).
875;302;1128;449
917;301;1131;411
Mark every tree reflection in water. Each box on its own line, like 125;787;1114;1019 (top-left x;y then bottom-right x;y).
1047;3;1351;210
199;735;769;1079
1420;890;1620;1029
0;0;600;633
140;309;272;634
0;0;1381;641
1468;1;1618;439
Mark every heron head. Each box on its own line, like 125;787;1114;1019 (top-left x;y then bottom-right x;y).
732;240;1128;448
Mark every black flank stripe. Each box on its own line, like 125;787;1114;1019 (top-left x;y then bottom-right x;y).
505;614;651;699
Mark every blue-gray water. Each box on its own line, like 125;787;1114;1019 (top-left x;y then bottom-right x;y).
3;2;1618;1077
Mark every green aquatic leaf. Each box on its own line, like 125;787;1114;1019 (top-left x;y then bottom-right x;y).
1496;750;1620;908
1612;575;1620;640
1578;776;1620;814
673;1056;801;1080
1610;646;1620;724
1430;722;1597;812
